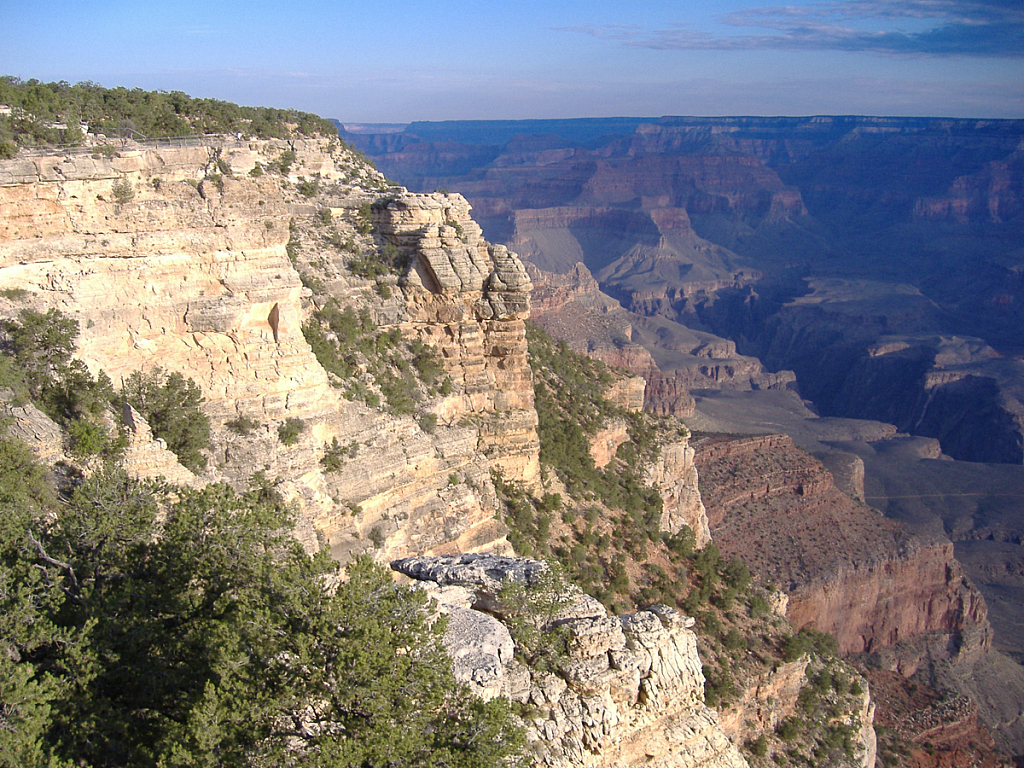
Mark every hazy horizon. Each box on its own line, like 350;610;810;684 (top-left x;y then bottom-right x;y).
5;1;1023;122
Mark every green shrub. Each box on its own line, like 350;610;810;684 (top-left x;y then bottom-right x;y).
748;735;769;757
497;564;574;671
286;225;300;264
418;413;438;434
777;717;802;741
119;368;211;473
0;461;523;766
356;201;373;233
723;557;751;591
271;149;296;175
1;308;114;425
378;372;415;415
296;177;319;197
68;418;114;458
321;437;358;471
723;628;747;651
111;178;134;205
277;417;306;446
225;415;259;436
748;593;771;619
783;627;839;662
664;527;696;558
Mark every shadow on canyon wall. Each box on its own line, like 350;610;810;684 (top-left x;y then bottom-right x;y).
346;115;1024;755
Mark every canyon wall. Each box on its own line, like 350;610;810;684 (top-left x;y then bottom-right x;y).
526;261;793;419
392;553;750;768
757;288;1024;465
693;433;989;659
0;139;538;560
1;135;887;766
349;115;1024;465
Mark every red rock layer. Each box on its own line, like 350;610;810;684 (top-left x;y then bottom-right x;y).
694;434;988;658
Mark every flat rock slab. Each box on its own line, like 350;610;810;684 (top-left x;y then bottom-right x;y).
391;552;549;592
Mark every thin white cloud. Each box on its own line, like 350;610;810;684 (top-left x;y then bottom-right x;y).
564;0;1024;57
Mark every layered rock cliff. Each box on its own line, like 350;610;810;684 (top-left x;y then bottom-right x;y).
527;262;794;419
693;433;988;658
691;432;1024;757
2;135;889;767
0;138;538;560
392;553;750;768
756;283;1024;465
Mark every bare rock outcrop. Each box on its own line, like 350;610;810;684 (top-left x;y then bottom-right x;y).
0;141;538;560
694;433;989;662
376;192;540;485
393;553;749;768
120;403;200;487
647;437;711;547
1;399;65;463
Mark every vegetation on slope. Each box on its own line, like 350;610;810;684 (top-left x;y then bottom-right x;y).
499;326;871;766
0;453;523;767
1;309;211;470
301;299;449;415
0;76;338;156
0;306;520;767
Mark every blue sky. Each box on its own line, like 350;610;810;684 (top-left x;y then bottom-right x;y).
5;0;1023;121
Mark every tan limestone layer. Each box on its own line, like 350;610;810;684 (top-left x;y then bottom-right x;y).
648;438;711;547
378;192;540;485
120;404;200;487
517;607;748;768
0;144;530;560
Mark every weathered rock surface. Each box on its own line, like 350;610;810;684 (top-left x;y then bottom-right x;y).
0;140;537;560
647;437;711;547
394;554;749;768
376;192;540;485
394;552;551;593
527;262;793;419
120;403;200;487
694;433;988;659
1;399;65;463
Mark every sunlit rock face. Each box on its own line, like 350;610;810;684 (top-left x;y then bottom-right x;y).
393;553;750;768
0;142;539;559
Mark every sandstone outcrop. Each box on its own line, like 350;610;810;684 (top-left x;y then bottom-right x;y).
0;140;538;560
375;192;540;484
646;437;711;548
120;403;200;487
1;399;65;464
393;554;749;768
